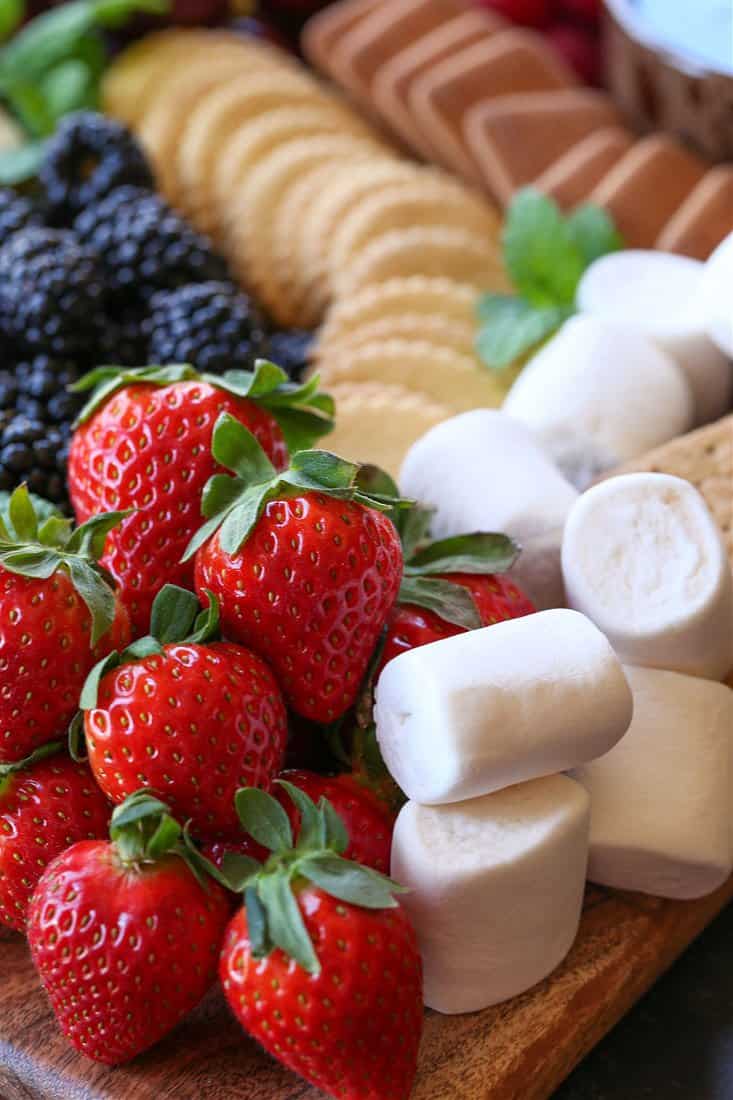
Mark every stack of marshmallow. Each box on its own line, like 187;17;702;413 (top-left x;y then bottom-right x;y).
501;229;733;488
377;392;733;1016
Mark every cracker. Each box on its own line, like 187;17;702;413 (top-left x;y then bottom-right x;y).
589;134;708;249
464;89;621;206
296;160;423;315
322;381;451;477
327;176;501;290
315;338;517;412
656;166;733;260
175;70;332;235
302;0;387;73
227;134;379;323
338;226;508;296
312;313;478;361
533;127;634;210
316;276;479;351
212;105;380;247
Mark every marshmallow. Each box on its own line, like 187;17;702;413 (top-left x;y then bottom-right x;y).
375;608;632;805
502;316;694;483
399;410;578;608
391;776;590;1013
696;230;733;359
562;473;733;681
577;251;732;425
573;667;733;900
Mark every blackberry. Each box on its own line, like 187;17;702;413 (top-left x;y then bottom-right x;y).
0;413;70;508
39;112;154;225
74;186;229;304
13;356;84;424
94;307;149;367
0;228;107;357
144;281;266;374
265;328;313;380
0;189;44;248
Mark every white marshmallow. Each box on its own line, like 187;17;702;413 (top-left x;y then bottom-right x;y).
391;776;590;1013
375;608;632;805
399;410;578;609
573;666;733;900
577;251;732;425
502;316;694;483
696;230;733;359
562;473;733;681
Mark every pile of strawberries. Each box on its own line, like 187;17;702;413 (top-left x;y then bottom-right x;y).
0;358;535;1099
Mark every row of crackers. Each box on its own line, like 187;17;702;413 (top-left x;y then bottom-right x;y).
102;29;517;474
304;0;733;260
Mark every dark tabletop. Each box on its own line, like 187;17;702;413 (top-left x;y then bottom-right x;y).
554;902;733;1099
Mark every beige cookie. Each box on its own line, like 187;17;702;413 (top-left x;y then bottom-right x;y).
312;313;479;362
315;338;514;413
316;276;479;352
328;177;501;291
137;46;286;206
176;70;333;235
322;381;451;477
228;134;379;322
296;159;423;317
338;226;508;296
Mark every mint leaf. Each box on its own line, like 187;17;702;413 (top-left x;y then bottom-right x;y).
502;189;584;307
41;58;97;121
0;0;24;40
475;295;570;370
566;203;624;268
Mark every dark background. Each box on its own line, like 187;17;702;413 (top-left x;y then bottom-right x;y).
555;903;733;1098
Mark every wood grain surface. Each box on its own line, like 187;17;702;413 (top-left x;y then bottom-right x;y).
1;414;732;1100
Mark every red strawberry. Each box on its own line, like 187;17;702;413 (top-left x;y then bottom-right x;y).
188;414;404;723
218;785;423;1100
205;769;395;874
28;791;232;1065
545;21;602;84
68;362;333;634
0;487;130;762
0;744;111;932
79;585;288;839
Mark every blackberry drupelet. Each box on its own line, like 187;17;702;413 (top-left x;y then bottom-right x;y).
40;112;155;225
74;186;228;304
0;188;44;248
265;328;313;380
0;228;107;357
144;281;266;373
95;308;149;367
0;413;70;507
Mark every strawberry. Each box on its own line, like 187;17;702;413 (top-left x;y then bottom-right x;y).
76;584;288;840
545;21;602;84
186;414;405;723
68;361;334;634
0;486;130;762
353;470;536;673
217;784;423;1100
204;769;395;875
0;743;110;932
28;790;232;1065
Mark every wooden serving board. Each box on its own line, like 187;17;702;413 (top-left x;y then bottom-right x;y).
1;415;732;1100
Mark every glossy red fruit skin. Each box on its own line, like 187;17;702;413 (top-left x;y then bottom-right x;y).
0;756;111;933
0;567;131;763
204;769;395;874
195;494;403;723
472;0;551;28
380;571;536;671
28;841;231;1065
556;0;602;24
85;642;288;840
68;381;288;636
220;884;423;1100
545;21;602;84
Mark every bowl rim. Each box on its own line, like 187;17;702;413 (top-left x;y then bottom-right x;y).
603;0;733;79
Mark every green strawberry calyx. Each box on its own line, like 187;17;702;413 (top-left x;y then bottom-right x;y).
0;740;64;795
110;789;218;888
0;485;129;645
182;413;412;563
71;359;335;454
358;466;521;630
207;781;407;975
69;584;220;759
